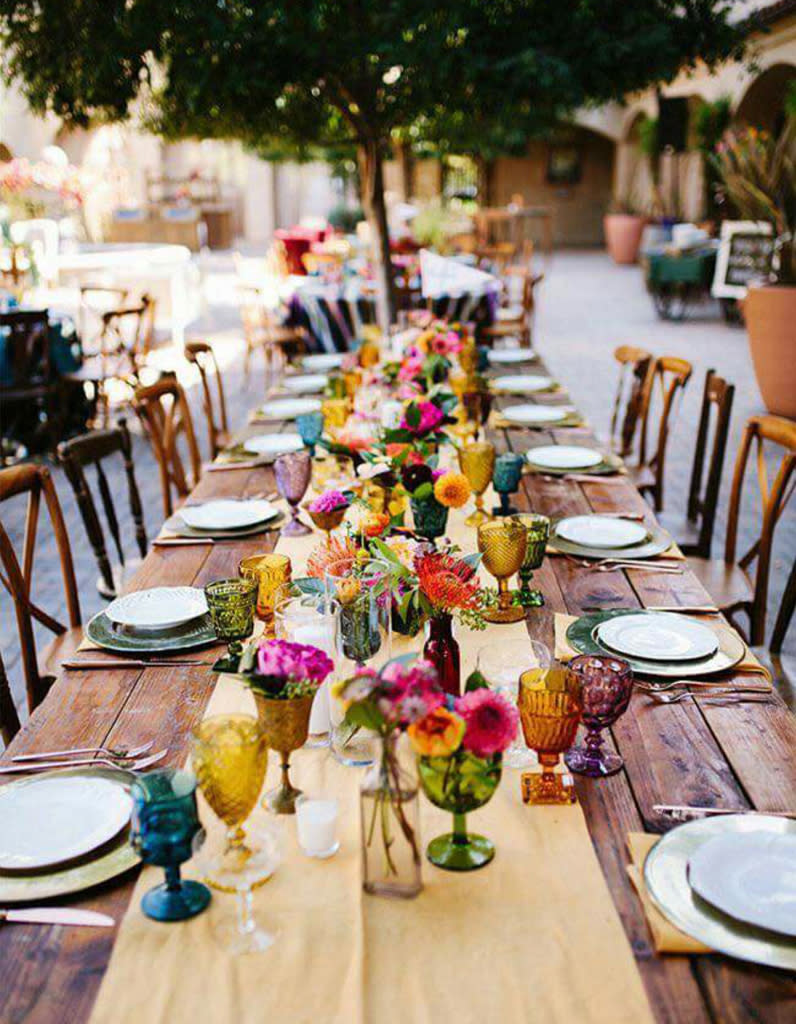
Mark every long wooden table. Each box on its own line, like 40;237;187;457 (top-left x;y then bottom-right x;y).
1;365;795;1024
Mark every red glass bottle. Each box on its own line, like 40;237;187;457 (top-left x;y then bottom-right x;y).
423;613;460;697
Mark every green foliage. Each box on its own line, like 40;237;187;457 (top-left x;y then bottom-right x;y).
694;96;732;155
327;204;364;233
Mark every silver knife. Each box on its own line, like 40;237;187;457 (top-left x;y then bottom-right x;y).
0;907;115;927
653;804;796;824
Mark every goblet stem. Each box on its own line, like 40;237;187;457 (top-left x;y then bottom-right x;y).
236;888;256;937
499;493;511;516
452;813;468;846
497;578;512;611
165;863;182;893
518;568;544;607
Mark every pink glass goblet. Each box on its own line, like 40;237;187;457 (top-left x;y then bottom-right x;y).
275;450;312;536
564;654;633;778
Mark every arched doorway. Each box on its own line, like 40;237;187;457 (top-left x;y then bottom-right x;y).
736;63;795;135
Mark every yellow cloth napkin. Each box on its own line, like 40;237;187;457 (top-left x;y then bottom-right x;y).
626;833;711;954
553;613;772;685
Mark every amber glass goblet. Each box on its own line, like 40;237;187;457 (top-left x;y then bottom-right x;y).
564;655;633;778
459;441;496;527
275;450;312;536
519;661;583;805
462;388;493;441
477;519;527;624
512;513;550;607
239;553;292;636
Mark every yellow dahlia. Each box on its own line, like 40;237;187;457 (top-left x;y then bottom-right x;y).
433;471;472;509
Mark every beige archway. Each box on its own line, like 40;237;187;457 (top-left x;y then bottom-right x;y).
736;63;796;135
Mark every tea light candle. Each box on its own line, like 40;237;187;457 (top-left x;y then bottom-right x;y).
295;798;339;858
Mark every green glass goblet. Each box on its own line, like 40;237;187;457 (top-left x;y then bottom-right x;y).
512;513;550;607
205;577;257;660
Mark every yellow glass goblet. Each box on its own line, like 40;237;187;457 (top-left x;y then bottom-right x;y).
459;442;496;527
518;663;583;805
477;518;527;623
239;553;292;636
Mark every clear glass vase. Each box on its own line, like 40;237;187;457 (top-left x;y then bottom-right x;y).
360;735;423;899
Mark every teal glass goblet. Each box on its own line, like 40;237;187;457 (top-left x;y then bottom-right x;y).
492;452;525;516
512;512;550;607
130;769;211;922
296;410;324;457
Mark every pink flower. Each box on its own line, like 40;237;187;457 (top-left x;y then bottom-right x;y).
400;400;445;436
455;689;519;758
309;489;349;514
398;355;424;381
256;639;333;685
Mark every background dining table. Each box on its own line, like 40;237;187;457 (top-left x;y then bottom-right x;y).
1;352;795;1024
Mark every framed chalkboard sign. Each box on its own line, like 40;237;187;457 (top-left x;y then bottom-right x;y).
712;221;774;299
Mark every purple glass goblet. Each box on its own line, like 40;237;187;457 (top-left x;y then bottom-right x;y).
275;450;312;536
564;654;633;778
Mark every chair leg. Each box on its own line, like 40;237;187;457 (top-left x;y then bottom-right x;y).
770;558;796;655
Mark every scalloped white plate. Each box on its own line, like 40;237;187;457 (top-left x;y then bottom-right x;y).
180;498;278;531
243;433;304;456
526;445;603;469
491;374;553;394
106;586;208;630
257;397;321;421
302;353;344;372
502;404;572;425
283;373;327;393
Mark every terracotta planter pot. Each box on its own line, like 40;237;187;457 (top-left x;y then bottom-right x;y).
603;214;646;265
743;285;796;419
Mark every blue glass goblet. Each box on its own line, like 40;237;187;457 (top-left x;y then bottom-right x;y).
492;452;525;516
296;411;324;458
130;769;211;922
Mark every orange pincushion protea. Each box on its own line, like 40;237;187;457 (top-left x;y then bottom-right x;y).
415;552;481;613
306;535;361;578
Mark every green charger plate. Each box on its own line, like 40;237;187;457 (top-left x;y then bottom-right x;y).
549;521;672;561
566;609;746;679
86;610;217;654
644;815;796;970
0;768;140;903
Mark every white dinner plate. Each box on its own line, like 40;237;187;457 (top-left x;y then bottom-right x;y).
491;374;553;394
526;445;603;470
688;832;796;938
106;586;208;630
179;499;279;532
257;397;322;421
243;433;304;457
302;353;344;372
596;612;719;662
488;349;537;365
555;515;649;549
502;404;572;426
0;775;132;870
282;373;327;393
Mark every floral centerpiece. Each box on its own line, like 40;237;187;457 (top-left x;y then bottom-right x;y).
409;685;519;871
399;455;471;541
336;657;446;898
223;637;334;813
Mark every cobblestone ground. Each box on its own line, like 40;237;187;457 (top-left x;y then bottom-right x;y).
1;250;793;718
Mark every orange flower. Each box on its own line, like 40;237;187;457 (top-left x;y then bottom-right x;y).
408;706;465;757
433;471;471;509
415;552;481;612
362;511;391;538
306;535;360;578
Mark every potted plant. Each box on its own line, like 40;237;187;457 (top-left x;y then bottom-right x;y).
712;108;796;418
603;197;647;265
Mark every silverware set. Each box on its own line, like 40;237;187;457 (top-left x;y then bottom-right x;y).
652;804;796;824
0;742;167;775
562;553;683;574
62;658;213;671
642;688;773;705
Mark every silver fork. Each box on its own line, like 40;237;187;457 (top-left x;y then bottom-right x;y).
0;749;168;774
636;678;770;693
12;740;154;763
645;689;773;705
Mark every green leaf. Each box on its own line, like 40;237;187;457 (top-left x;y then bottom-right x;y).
405;403;421;428
413;481;433;501
465;669;490;692
345;702;386;733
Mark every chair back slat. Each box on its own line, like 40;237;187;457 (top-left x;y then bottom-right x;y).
724;414;796;646
0;464;80;711
185;341;229;458
58;420;148;599
133;378;201;518
610;346;654;459
639;355;692;510
0;653;21;749
685;370;735;558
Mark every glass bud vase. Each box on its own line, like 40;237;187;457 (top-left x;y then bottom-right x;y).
360;734;423;899
423;613;460;697
410;497;449;542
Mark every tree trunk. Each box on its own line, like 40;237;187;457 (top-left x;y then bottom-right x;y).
357;140;396;333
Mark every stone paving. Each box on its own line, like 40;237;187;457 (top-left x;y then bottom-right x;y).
1;250;793;719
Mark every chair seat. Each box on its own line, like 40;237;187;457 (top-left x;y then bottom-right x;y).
37;626;84;682
685;557;753;612
655;510;702;553
496;305;524;321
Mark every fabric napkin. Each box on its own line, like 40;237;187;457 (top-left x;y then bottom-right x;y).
546;541;685;560
553;613;772;685
625;833;711;954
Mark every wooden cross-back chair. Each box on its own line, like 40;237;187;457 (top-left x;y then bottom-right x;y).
0;464;81;713
0;653;21;748
239;286;306;382
609;346;654;459
78;285;131;353
57;420;148;600
0;309;59;449
657;370;735;558
133;377;202;518
629;355;693;511
184;341;230;458
688;414;796;648
482;269;543;349
96;293;156;373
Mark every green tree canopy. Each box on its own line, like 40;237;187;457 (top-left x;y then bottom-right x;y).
0;0;748;323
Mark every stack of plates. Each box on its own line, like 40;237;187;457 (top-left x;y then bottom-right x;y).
490;373;554;395
567;609;746;679
282;373;327;394
302;353;344;372
551;514;672;560
243;433;304;459
255;397;321;421
86;585;216;654
644;815;796;969
0;768;139;902
487;348;537;366
526;445;617;475
502;404;577;427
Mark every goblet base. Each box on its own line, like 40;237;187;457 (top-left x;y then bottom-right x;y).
492;503;519;517
565;745;623;777
427;833;495;872
264;780;302;814
141;879;211;922
521;771;578;805
280;518;312;537
482;602;526;624
213;917;277;956
465;507;490;527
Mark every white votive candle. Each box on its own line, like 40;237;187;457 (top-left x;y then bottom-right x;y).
295;798;339;858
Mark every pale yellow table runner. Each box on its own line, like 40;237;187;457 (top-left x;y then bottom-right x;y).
90;497;653;1024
